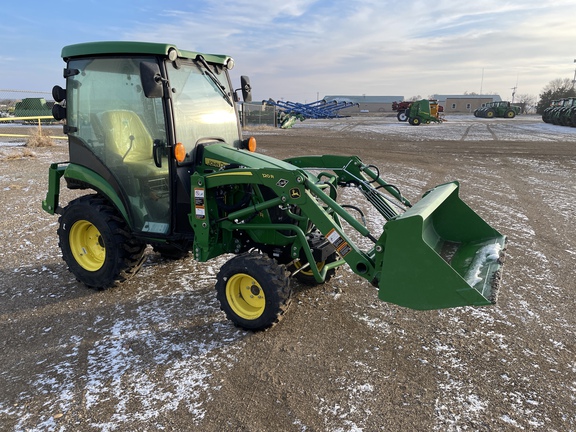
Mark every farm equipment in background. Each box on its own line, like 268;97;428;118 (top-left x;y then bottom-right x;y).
43;41;507;331
542;100;561;123
13;98;55;122
546;98;576;127
393;100;444;123
392;101;413;122
406;99;444;125
263;98;358;128
474;101;520;119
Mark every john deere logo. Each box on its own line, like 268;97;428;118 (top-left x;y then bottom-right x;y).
290;188;301;199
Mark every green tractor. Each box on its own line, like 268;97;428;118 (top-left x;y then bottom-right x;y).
406;99;444;125
553;98;576;126
477;101;520;119
43;41;506;331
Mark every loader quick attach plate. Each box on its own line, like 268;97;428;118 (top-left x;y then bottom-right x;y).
376;182;506;310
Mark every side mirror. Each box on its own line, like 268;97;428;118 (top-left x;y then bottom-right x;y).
140;61;164;98
52;104;66;121
52;85;66;103
240;76;252;102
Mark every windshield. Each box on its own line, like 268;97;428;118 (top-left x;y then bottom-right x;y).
167;59;240;163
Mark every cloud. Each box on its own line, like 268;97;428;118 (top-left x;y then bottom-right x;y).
2;0;575;101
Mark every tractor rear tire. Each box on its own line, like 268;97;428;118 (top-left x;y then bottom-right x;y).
505;110;516;118
397;111;408;122
485;109;495;118
58;194;147;289
216;252;292;331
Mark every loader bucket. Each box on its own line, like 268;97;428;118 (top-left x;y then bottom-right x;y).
377;182;506;310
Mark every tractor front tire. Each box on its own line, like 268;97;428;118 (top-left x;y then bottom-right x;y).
216;252;292;331
58;194;147;289
486;109;495;118
293;255;337;286
505;110;516;118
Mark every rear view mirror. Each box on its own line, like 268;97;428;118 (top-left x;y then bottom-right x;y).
140;61;164;98
240;76;252;102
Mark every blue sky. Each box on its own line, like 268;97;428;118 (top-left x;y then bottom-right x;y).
2;0;576;103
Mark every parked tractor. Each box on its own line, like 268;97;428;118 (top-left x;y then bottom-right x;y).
548;98;576;126
43;42;506;331
541;100;561;123
474;101;519;119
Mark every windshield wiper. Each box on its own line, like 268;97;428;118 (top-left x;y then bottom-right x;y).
196;56;233;107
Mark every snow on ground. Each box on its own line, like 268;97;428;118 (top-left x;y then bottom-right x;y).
1;115;575;430
289;114;576;142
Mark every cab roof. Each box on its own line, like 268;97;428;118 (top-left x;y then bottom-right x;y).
61;41;231;65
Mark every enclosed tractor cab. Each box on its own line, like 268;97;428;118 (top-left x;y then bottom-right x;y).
44;41;507;331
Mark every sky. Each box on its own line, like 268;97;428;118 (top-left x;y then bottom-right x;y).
2;0;576;103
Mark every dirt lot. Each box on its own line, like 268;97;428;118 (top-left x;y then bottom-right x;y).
1;115;575;431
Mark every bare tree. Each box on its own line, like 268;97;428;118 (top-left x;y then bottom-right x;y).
542;78;574;94
537;78;576;114
514;94;537;114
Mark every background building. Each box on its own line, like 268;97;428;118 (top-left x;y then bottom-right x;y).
431;94;502;113
323;95;403;114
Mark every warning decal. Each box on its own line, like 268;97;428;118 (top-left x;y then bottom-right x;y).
326;228;352;257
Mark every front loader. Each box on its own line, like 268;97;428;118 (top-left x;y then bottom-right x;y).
43;42;506;331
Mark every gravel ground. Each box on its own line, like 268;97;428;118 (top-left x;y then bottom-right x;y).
0;115;575;431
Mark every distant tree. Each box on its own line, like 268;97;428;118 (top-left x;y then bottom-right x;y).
536;78;576;114
407;95;422;101
515;93;537;114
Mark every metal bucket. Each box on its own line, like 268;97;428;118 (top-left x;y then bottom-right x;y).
377;182;506;310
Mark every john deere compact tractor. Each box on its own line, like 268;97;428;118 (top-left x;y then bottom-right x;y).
44;42;506;330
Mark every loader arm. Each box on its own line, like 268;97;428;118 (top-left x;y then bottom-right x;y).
191;145;506;310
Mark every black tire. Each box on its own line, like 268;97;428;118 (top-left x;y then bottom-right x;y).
216;252;292;331
58;194;146;289
486;109;495;118
409;116;421;126
292;252;337;286
396;111;408;122
570;112;576;127
505;110;516;119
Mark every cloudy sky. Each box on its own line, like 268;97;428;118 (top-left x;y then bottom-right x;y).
2;0;575;103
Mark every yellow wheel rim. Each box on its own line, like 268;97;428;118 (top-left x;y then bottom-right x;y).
69;220;105;272
294;260;325;276
225;273;265;320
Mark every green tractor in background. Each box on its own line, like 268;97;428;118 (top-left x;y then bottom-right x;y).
43;41;506;331
475;101;519;119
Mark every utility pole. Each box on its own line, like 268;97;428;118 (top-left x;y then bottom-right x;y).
511;74;519;103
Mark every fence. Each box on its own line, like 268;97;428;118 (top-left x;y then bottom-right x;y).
0;89;66;141
240;102;277;127
1;90;279;142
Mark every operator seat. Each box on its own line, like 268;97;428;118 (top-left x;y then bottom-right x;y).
100;110;154;175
